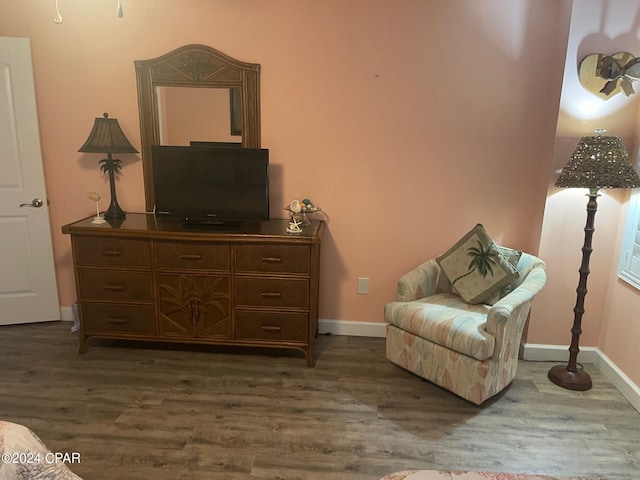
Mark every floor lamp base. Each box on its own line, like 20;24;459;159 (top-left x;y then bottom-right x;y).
548;364;592;391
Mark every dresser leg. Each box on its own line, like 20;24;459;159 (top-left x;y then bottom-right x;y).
305;348;315;367
78;336;88;354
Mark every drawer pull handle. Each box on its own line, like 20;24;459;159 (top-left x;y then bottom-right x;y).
261;257;282;264
104;285;125;292
261;326;282;333
106;318;127;325
261;292;282;299
181;254;202;261
101;249;123;257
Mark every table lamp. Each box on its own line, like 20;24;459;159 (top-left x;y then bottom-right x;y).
78;113;138;220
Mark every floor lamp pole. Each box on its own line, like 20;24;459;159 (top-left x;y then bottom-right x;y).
547;189;598;391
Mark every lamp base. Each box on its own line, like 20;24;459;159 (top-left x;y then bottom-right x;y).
103;204;126;220
103;158;126;221
547;364;592;391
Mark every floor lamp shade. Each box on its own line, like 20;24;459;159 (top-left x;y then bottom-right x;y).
548;132;640;391
78;113;138;220
555;134;640;189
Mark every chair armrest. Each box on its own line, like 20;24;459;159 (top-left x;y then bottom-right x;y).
395;258;450;301
485;264;547;361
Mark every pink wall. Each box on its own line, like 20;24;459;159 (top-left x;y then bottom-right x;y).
528;0;640;387
2;2;567;328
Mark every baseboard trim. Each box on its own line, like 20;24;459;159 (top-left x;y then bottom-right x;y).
594;350;640;413
318;318;386;338
60;306;73;322
521;343;599;363
57;313;388;336
522;342;640;413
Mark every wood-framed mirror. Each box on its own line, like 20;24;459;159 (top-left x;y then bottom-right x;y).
135;44;261;212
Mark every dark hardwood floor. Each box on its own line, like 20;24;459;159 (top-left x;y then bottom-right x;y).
0;321;638;480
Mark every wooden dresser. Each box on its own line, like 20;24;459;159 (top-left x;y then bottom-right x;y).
62;213;324;366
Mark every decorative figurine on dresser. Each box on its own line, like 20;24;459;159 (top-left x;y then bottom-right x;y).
285;198;321;233
63;44;324;366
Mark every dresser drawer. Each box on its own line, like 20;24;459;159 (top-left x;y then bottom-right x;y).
236;311;308;342
81;303;155;334
78;270;153;301
75;237;151;268
235;244;309;274
235;278;309;309
155;241;229;271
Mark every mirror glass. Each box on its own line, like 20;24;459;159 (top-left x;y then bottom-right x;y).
156;86;242;145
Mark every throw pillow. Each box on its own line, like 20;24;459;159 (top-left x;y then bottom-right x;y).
436;224;519;304
499;246;522;268
483;246;523;305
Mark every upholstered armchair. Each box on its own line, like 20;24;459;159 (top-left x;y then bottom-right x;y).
384;248;546;405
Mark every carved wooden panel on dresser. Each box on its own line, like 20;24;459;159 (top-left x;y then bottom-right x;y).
62;214;324;366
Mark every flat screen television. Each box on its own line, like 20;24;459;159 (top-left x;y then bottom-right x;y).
151;145;269;228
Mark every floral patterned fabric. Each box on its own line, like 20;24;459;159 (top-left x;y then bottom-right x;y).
380;471;603;480
385;294;494;360
0;421;82;480
385;252;546;405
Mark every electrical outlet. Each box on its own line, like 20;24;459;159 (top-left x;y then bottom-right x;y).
358;277;369;294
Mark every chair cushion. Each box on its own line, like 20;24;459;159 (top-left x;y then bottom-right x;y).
384;293;495;361
436;224;519;304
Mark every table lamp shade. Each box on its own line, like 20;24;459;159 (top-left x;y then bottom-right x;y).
555;135;640;189
78;113;138;154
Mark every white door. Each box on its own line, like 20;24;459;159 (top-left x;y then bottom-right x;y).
0;37;60;324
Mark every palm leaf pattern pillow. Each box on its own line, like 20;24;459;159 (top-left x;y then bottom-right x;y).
436;224;519;304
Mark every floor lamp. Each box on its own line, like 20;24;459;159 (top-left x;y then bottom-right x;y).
548;130;640;391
